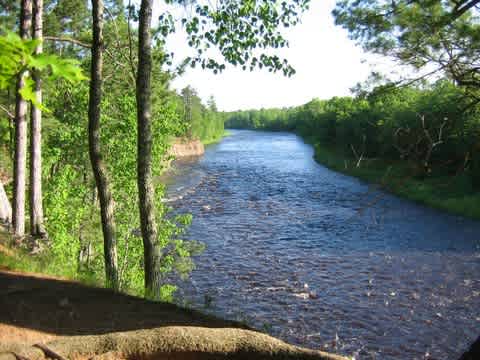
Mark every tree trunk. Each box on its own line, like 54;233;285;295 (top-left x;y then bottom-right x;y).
0;182;12;224
13;0;32;237
137;0;161;298
29;0;46;237
88;0;119;290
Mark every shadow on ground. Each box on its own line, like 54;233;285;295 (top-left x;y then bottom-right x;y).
0;270;350;360
0;270;241;337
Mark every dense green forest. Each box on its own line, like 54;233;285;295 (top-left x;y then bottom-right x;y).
0;0;480;358
1;0;479;298
0;0;222;297
0;0;306;298
177;86;225;144
225;0;480;219
225;80;480;218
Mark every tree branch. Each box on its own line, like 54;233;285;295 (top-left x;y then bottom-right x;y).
0;104;14;120
127;0;138;80
44;36;91;48
450;0;480;21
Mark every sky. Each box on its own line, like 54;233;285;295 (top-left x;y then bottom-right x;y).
155;0;385;112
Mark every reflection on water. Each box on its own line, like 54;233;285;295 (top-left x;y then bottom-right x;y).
166;130;480;359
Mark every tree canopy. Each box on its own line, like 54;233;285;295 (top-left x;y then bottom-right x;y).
333;0;480;94
157;0;310;76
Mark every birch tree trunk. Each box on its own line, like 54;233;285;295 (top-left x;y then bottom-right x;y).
137;0;161;297
88;0;119;290
29;0;46;237
0;182;12;224
13;0;32;237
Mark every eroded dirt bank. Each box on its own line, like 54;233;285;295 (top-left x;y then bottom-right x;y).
170;138;205;158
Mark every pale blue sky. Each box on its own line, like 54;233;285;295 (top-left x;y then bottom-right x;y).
156;0;387;111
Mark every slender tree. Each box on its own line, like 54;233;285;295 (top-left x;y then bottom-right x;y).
89;0;119;290
13;0;32;237
136;0;160;297
0;182;12;224
135;0;309;296
30;0;46;237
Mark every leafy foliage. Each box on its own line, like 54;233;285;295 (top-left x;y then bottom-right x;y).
0;0;312;299
226;80;480;184
158;0;310;76
178;86;224;143
332;0;480;91
40;67;203;296
0;31;86;107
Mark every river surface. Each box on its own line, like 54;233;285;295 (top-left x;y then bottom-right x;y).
166;130;480;360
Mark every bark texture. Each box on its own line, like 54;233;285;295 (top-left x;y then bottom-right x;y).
88;0;119;290
136;0;161;297
13;0;32;237
29;0;46;237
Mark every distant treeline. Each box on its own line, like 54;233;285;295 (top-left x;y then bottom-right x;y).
175;86;224;144
225;81;480;188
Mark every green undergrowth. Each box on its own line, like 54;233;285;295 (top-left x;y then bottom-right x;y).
0;147;11;180
306;137;480;220
0;228;102;286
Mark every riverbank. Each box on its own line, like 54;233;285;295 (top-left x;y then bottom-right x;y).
0;229;347;360
169;131;231;158
170;138;205;158
202;130;231;145
156;129;480;358
302;135;480;220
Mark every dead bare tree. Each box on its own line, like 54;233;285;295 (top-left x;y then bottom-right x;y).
421;115;448;171
393;114;449;175
350;134;367;168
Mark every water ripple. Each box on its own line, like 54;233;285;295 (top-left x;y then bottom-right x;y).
167;130;480;360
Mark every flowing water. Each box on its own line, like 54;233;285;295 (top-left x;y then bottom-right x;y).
166;129;480;359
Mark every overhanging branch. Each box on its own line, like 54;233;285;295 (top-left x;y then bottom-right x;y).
0;104;14;120
44;36;91;48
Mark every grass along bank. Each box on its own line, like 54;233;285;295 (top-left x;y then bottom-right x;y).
0;225;102;285
306;137;480;220
202;130;231;146
223;81;480;221
0;129;231;291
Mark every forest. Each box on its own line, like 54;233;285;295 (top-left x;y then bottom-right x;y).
0;0;299;298
224;81;480;218
225;0;480;220
0;0;479;359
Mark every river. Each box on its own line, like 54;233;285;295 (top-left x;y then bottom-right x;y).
166;129;480;359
